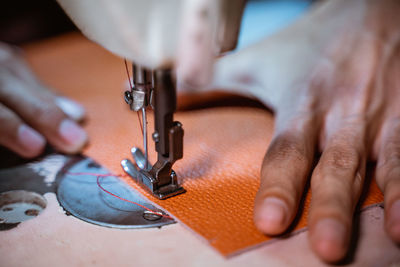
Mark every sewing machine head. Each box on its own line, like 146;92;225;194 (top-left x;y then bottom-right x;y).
56;0;245;69
56;0;246;199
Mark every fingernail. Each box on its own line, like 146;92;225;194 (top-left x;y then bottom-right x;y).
312;218;346;261
256;197;288;233
55;97;85;121
388;200;400;240
18;124;45;155
59;119;87;148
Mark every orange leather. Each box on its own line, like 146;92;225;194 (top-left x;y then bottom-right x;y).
24;33;384;256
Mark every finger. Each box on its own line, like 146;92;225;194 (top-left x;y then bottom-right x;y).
0;75;87;154
54;96;86;122
0;42;44;91
309;122;366;262
376;117;400;243
254;112;318;235
0;103;45;158
0;43;86;122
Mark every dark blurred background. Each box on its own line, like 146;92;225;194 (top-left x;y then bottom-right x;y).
0;0;76;45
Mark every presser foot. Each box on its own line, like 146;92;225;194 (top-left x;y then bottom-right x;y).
121;147;185;200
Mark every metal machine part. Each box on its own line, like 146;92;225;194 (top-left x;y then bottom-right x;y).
123;66;185;200
58;0;247;200
0;152;174;229
125;65;153;112
124;64;154;170
0;190;47;230
57;0;246;68
57;156;174;228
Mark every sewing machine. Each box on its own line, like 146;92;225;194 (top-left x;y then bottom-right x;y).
56;0;246;199
1;2;399;265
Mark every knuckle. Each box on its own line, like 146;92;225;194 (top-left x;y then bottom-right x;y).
309;204;352;229
323;146;359;171
383;138;400;162
30;101;64;128
0;103;18;125
266;133;309;165
378;118;400;167
377;136;400;182
383;151;400;169
377;163;400;190
0;104;20;144
313;192;352;212
310;182;355;218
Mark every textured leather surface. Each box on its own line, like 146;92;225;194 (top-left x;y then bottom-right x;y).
24;33;384;256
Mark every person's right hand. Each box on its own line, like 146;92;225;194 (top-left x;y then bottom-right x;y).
0;42;87;158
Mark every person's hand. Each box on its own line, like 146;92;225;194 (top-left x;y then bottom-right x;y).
0;42;87;158
207;0;400;262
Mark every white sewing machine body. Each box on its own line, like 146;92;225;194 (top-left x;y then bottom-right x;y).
57;0;245;72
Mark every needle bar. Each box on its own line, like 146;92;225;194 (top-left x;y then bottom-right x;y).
141;107;148;170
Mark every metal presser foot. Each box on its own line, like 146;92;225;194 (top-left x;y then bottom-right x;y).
122;65;185;200
121;147;185;200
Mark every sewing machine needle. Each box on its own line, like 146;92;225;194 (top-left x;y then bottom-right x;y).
142;107;148;170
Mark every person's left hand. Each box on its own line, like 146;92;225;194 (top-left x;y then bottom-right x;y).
0;42;87;157
188;0;400;262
